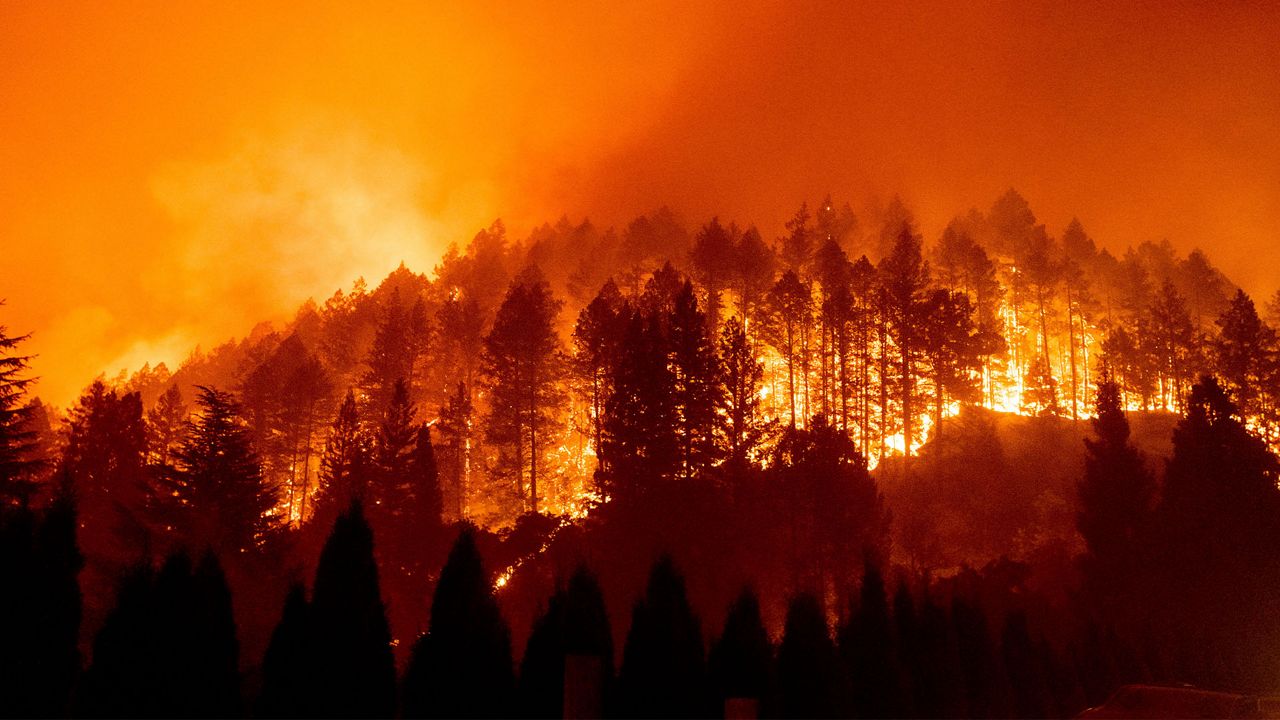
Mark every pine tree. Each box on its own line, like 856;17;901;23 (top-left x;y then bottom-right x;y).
481;265;565;515
403;526;514;718
436;382;473;520
617;555;705;718
146;383;188;467
689;217;735;334
79;552;241;717
717;316;767;465
0;485;83;716
600;310;678;499
518;565;614;719
1077;373;1154;611
62;382;151;572
571;280;627;472
257;583;312;717
840;559;905;718
1152;377;1280;689
309;501;397;718
362;287;429;415
879;225;930;458
0;305;38;504
764;270;813;427
312;389;373;534
1213;289;1277;435
171;386;276;556
708;587;772;715
778;593;845;718
669;281;724;479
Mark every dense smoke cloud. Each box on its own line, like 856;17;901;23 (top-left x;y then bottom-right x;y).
2;1;1278;404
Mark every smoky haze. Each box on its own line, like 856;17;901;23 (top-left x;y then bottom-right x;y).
2;0;1278;405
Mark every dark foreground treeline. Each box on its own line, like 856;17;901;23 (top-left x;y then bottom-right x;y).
2;496;1125;719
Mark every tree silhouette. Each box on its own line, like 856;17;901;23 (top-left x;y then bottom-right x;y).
517;565;614;719
1077;372;1154;612
309;500;397;718
79;551;241;718
170;386;276;556
840;559;905;718
1152;376;1280;689
0;484;82;716
668;281;723;479
0;305;38;505
313;389;373;532
403;526;513;718
617;555;705;718
717;316;767;466
482;265;565;514
708;587;772;714
778;592;845;718
257;582;312;717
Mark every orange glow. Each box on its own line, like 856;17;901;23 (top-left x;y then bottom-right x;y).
3;2;1280;407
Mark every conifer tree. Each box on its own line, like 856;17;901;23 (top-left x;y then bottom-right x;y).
571;280;627;471
171;386;276;556
309;501;397;718
481;265;565;514
1213;289;1276;432
718;316;767;465
617;555;706;718
669;281;724;479
518;565;614;719
708;587;772;715
840;559;904;718
600;311;678;498
778;593;845;718
878;225;930;457
315;389;372;528
146;383;188;467
1077;374;1153;610
0;305;38;504
0;484;83;716
403;527;514;719
257;583;312;717
764;270;813;427
436;381;473;520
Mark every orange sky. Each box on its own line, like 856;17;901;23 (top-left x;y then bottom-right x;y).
3;1;1279;406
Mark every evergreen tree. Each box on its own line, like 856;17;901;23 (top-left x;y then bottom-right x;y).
0;485;83;716
1152;377;1280;689
257;583;312;718
708;587;772;714
171;386;276;556
403;527;514;718
778;592;845;718
764;270;813;427
572;281;627;473
0;306;38;504
146;383;188;467
668;281;723;479
315;389;372;523
728;226;776;344
1002;611;1053;718
481;265;566;514
517;565;614;719
1077;373;1154;611
717;316;767;465
879;225;930;458
310;500;397;718
600;310;678;498
436;381;473;520
362;287;428;415
617;555;705;718
79;552;241;718
1213;289;1277;434
689;217;735;334
840;559;904;718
